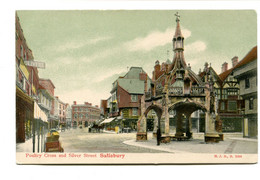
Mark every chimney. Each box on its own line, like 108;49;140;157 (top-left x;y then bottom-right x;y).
85;102;88;105
231;56;239;67
221;62;228;73
95;105;98;108
139;72;146;81
73;101;77;105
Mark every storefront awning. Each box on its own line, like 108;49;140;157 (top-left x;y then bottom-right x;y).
34;102;48;122
100;117;116;125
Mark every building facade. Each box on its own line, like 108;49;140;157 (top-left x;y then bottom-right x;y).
16;13;48;151
218;58;245;133
100;99;108;119
16;13;35;143
105;67;151;131
233;46;257;138
72;101;101;128
65;104;72;128
39;79;57;128
54;96;67;128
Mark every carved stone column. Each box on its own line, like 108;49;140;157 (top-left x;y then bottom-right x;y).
164;96;170;136
136;95;147;141
204;87;219;143
185;113;192;139
175;111;184;137
153;116;158;138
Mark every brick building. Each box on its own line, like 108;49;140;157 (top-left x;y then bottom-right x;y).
54;96;67;127
100;99;108;118
72;101;101;128
218;57;245;133
65;104;72;128
38;79;57;128
16;13;35;143
233;46;257;138
102;67;151;131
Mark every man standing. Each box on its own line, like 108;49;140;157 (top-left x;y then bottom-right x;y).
156;126;161;146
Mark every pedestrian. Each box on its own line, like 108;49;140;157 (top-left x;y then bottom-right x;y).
156;126;161;146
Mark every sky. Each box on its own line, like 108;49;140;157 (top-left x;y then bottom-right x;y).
17;10;257;106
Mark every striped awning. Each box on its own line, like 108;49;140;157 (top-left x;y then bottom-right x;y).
34;102;48;122
100;117;116;125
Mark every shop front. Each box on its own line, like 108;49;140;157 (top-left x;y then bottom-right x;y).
16;87;34;143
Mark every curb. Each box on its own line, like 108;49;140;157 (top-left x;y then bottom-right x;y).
123;139;192;154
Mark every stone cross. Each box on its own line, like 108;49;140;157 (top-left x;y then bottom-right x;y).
175;12;180;21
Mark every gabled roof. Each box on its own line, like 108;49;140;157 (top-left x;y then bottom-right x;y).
219;46;257;82
111;66;151;94
199;67;223;87
123;67;151;80
117;78;145;94
39;78;56;89
186;68;204;86
234;46;257;69
219;68;233;82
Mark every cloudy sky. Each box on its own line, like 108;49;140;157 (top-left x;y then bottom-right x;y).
17;10;257;106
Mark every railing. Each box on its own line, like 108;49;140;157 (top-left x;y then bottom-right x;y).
190;87;205;96
168;87;183;96
145;86;205;99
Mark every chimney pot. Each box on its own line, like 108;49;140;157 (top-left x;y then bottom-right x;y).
232;56;239;67
221;62;228;73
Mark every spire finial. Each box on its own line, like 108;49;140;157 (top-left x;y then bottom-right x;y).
175;12;180;22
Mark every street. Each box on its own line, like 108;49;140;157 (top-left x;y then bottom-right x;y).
59;128;165;153
58;129;257;154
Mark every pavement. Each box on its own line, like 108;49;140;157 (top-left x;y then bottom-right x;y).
123;133;258;154
16;130;258;154
16;134;45;153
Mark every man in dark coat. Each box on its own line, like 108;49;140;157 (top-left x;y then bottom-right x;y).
156;126;161;146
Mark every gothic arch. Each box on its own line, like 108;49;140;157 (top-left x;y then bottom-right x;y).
168;99;207;139
144;104;163;119
168;99;207;114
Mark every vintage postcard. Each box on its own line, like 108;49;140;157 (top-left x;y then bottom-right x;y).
16;10;257;164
